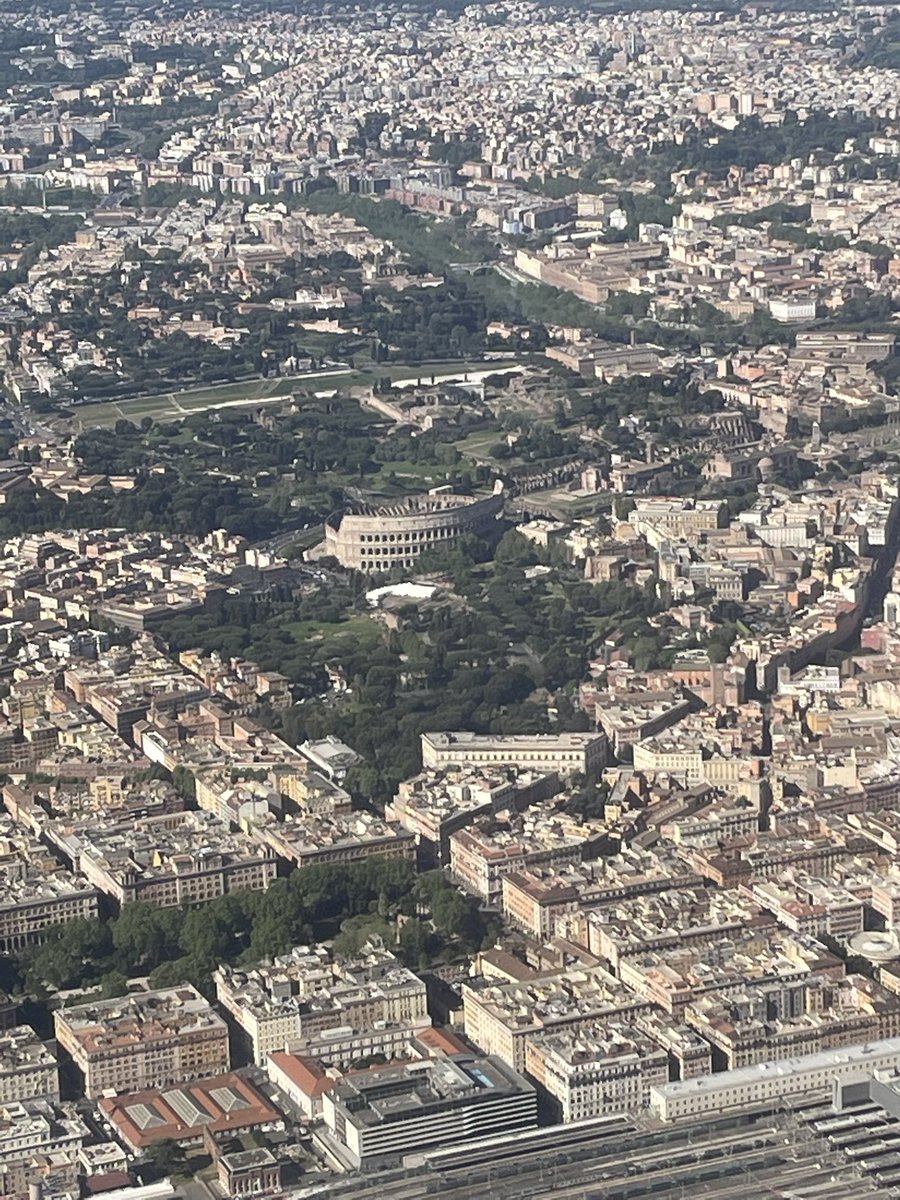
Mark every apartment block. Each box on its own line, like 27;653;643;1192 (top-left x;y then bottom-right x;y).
0;1026;59;1105
462;966;649;1073
386;765;560;866
254;812;416;870
525;1021;669;1121
54;985;230;1098
684;975;900;1071
0;821;99;954
74;809;278;907
619;930;844;1016
450;805;601;904
215;940;430;1067
501;869;581;941
0;1100;88;1200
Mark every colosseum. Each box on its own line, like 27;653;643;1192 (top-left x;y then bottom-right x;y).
319;485;504;572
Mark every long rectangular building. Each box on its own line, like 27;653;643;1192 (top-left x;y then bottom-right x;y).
421;732;607;779
74;809;278;907
650;1037;900;1121
322;1055;537;1167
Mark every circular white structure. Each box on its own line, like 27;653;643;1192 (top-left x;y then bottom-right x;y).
848;930;900;964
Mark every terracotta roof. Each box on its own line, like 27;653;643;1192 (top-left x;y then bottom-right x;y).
414;1026;470;1055
268;1051;335;1098
99;1071;279;1151
86;1173;131;1194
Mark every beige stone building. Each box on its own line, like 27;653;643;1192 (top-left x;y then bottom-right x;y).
0;822;99;954
525;1022;669;1121
462;967;649;1072
421;731;607;778
76;810;278;907
215;941;429;1067
0;1027;59;1105
54;985;230;1098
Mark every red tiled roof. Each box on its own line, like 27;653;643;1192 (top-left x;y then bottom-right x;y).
99;1071;280;1151
268;1051;335;1098
415;1026;470;1055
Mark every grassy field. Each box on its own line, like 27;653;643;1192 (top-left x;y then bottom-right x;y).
370;459;448;491
453;430;509;462
71;370;360;429
70;357;523;429
283;613;382;651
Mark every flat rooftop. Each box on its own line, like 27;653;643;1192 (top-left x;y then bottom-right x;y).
655;1037;900;1098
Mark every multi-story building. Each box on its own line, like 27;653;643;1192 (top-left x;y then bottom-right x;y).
253;811;416;870
0;822;99;954
525;1021;669;1121
629;498;727;544
217;1149;282;1197
650;1038;900;1122
74;810;278;907
54;985;230;1098
322;1055;537;1167
449;809;595;905
0;1027;59;1105
462;966;649;1073
542;850;704;916
635;1012;713;1081
632;736;762;788
769;295;816;323
77;1143;129;1177
0;1100;88;1200
748;876;865;940
386;766;560;866
298;736;360;783
192;769;286;827
579;889;774;973
618;928;844;1015
868;872;900;927
266;1051;336;1119
501;869;581;941
684;976;900;1070
596;691;695;758
660;798;762;844
421;731;607;779
215;941;430;1067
